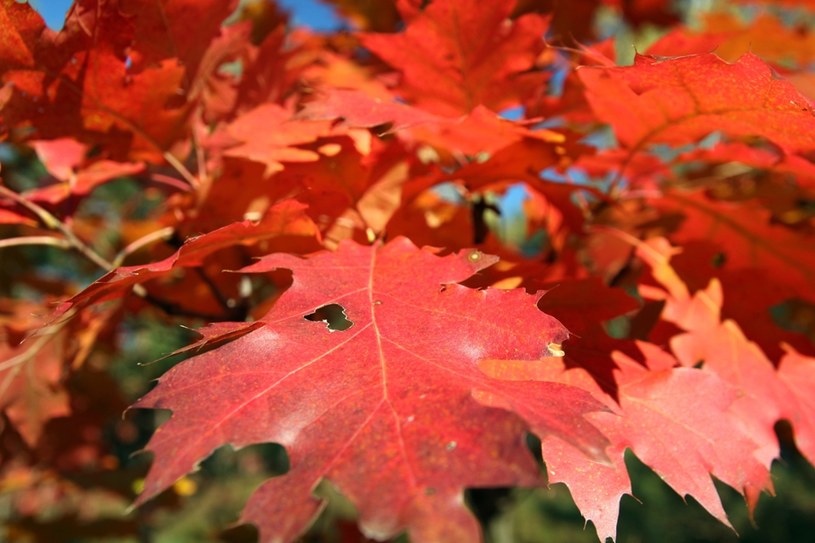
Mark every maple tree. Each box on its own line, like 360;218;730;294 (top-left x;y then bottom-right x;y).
1;0;815;541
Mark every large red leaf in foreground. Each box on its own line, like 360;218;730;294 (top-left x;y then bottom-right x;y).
133;237;609;542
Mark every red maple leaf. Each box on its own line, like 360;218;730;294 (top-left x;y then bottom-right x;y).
132;237;609;542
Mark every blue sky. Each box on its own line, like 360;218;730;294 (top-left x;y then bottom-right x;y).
30;0;340;32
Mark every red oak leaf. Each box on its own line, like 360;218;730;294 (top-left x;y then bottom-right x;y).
30;139;87;180
699;12;815;65
665;241;814;359
641;268;815;469
361;0;549;116
301;90;572;164
132;237;609;542
197;20;293;123
537;278;641;397
777;346;815;461
298;88;443;132
119;0;238;78
269;135;410;246
0;329;70;447
659;189;815;303
24;139;145;205
0;203;37;226
579;52;815;153
637;237;815;473
482;342;770;542
0;1;204;160
222;104;338;174
0;2;41;70
0;300;111;446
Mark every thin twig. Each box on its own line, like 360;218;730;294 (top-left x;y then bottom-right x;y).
161;152;200;191
139;292;233;322
112;227;175;268
0;185;113;270
0;236;72;251
0;183;152;302
193;267;246;320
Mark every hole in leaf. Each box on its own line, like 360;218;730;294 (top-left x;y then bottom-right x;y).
711;251;726;268
771;298;815;338
465;487;514;526
304;304;354;332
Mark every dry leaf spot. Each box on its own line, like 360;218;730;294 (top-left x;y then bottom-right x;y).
304;304;354;332
547;342;565;357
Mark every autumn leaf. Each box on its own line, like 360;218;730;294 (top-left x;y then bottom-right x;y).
4;1;815;541
119;0;239;78
579;52;815;153
537;278;640;397
0;1;208;160
696;12;815;65
483;274;771;541
527;344;769;542
222;104;339;174
0;326;70;447
777;346;815;461
637;237;815;472
269;136;410;245
53;200;320;318
361;0;549;116
24;139;145;205
659;189;815;303
0;202;37;226
132;237;609;542
0;300;111;446
667;247;814;359
644;272;815;469
298;88;443;132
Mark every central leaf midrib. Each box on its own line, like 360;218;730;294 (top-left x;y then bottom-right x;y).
368;247;419;489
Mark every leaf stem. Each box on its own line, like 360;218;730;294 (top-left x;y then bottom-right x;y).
193;267;247;321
